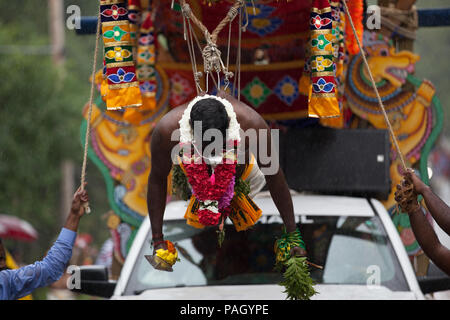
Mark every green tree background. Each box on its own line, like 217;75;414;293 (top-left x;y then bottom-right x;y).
0;0;109;265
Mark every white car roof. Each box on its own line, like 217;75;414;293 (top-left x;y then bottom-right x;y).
113;284;418;300
163;191;374;221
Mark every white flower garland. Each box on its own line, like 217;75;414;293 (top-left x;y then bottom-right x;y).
178;94;241;144
200;200;219;213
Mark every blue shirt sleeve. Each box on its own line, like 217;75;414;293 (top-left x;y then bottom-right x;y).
0;228;76;300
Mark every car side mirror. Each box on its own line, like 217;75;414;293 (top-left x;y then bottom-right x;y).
418;276;450;294
417;263;450;294
69;265;116;298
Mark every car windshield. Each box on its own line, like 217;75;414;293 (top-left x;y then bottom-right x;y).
124;215;409;295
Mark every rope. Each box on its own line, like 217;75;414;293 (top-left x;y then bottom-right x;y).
80;3;102;213
179;0;243;44
185;15;202;94
179;0;244;94
236;8;242;101
224;20;232;90
379;6;418;40
180;2;208;36
210;0;243;43
381;16;416;40
342;0;407;171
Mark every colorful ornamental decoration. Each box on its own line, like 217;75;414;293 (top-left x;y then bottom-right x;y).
162;0;311;119
241;77;272;108
136;10;157;103
100;0;142;110
274;75;299;106
246;3;283;37
307;0;340;118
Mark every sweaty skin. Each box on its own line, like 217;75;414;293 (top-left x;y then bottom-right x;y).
395;170;450;275
147;91;305;256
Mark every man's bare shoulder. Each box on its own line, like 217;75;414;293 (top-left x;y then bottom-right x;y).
218;91;267;130
153;103;187;137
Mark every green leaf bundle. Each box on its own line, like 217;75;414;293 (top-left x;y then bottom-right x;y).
172;165;192;201
278;256;317;300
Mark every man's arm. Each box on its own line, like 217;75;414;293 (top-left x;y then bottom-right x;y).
224;90;298;237
0;229;76;300
147;122;174;252
265;170;297;233
407;205;450;276
406;170;450;235
252;116;305;256
0;187;88;300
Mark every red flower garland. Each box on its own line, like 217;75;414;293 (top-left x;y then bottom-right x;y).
344;0;364;55
183;156;236;226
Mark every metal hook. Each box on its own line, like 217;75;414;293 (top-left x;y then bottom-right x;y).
217;71;221;92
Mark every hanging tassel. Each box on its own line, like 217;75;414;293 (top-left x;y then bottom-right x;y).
100;0;142;110
307;0;340;119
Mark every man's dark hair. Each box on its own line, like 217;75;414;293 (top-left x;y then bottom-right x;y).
190;98;230;143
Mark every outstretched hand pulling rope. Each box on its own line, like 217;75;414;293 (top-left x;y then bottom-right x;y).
342;0;408;171
80;3;102;214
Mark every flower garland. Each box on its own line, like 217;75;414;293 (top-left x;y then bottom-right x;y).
183;157;236;226
155;240;178;266
344;0;364;55
178;94;241;144
178;94;241;228
146;239;179;271
219;175;235;212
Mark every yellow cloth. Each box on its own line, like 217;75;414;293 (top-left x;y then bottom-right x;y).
228;193;262;232
184;196;205;229
308;95;340;118
106;86;142;111
298;73;311;97
122;96;157;124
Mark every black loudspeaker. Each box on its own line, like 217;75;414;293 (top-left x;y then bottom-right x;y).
279;127;391;199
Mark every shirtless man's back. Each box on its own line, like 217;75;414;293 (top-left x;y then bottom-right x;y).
147;91;304;257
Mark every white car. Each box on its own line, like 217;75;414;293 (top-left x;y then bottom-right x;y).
96;192;425;300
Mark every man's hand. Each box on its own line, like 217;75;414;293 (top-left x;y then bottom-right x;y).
290;246;307;257
70;184;89;217
395;169;421;214
404;168;429;195
152;238;168;254
64;184;89;232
